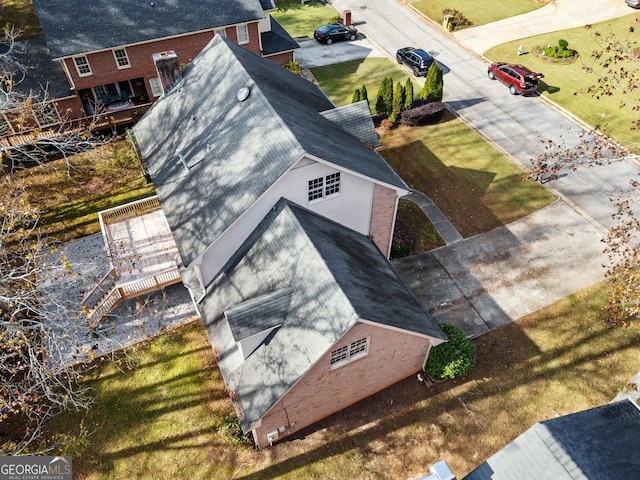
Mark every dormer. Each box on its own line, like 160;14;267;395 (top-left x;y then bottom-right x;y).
224;287;293;359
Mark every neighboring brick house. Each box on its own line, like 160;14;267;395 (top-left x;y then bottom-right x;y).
133;35;447;448
7;0;298;134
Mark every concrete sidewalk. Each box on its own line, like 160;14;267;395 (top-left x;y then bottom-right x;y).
453;0;635;55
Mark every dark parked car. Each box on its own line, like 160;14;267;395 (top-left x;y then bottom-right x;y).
396;47;434;76
313;24;357;44
487;62;544;95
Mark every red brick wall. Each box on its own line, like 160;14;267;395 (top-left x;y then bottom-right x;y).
63;23;262;94
264;51;295;65
369;183;400;257
252;322;432;448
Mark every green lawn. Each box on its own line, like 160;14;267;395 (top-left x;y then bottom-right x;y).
272;0;339;38
44;283;640;478
410;0;548;29
0;0;42;38
0;140;156;244
312;58;555;238
485;13;640;148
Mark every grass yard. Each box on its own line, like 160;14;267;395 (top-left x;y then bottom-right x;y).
44;283;640;479
312;58;555;239
485;13;640;148
380;113;555;238
1;140;155;243
410;0;548;29
312;58;421;108
0;0;41;38
271;0;339;39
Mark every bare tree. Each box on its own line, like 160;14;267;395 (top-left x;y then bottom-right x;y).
530;21;640;325
0;178;96;453
0;25;113;172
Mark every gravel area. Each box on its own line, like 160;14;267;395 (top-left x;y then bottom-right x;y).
39;233;197;366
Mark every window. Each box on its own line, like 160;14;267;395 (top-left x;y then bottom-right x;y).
330;337;369;368
113;48;131;69
149;78;163;97
325;172;340;196
214;28;226;38
237;24;249;44
308;172;341;202
308;177;324;201
33;102;60;127
73;56;92;77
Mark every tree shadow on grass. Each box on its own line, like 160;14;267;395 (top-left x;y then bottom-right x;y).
238;300;640;478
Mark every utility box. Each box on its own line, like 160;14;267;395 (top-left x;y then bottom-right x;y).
342;10;352;26
443;14;454;31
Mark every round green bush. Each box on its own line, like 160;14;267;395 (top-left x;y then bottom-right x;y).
425;323;476;381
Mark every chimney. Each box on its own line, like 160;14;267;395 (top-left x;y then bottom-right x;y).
152;50;181;94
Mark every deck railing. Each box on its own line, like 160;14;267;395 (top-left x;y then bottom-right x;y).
98;195;162;262
84;195;182;323
86;266;182;323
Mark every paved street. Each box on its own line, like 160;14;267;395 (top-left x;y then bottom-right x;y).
318;0;640;335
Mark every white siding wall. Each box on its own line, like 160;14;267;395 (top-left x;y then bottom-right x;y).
258;16;271;33
197;158;374;286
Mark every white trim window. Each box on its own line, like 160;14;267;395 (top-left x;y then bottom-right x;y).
308;172;341;202
112;48;131;69
73;55;92;77
214;28;227;38
237;24;249;44
149;78;163;97
330;337;369;369
33;102;60;128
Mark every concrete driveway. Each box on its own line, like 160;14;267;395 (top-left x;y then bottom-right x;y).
296;36;386;67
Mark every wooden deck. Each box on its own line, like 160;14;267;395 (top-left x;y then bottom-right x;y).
83;196;182;322
104;207;178;283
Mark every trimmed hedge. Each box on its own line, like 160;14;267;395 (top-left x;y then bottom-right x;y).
399;101;446;126
425;323;476;381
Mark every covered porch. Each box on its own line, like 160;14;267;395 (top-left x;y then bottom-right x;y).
82;196;182;323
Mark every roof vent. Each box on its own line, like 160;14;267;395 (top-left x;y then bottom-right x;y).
176;149;189;172
191;114;196;122
236;86;250;102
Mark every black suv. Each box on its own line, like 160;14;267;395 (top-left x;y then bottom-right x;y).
396;47;434;77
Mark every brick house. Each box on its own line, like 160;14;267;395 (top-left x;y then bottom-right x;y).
5;0;297;135
132;35;447;448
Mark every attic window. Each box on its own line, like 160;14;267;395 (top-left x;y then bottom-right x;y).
330;337;369;369
308;172;341;202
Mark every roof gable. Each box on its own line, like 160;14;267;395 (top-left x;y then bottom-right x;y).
134;36;407;267
33;0;266;58
199;198;444;430
464;399;640;479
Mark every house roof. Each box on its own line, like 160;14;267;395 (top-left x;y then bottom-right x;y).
464;399;640;480
199;198;446;431
8;39;72;103
320;101;381;149
133;35;408;268
261;17;300;56
33;0;267;59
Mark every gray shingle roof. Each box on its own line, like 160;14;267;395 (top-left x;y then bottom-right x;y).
199;198;445;431
33;0;266;58
464;399;640;480
133;35;408;268
261;17;299;56
225;287;293;341
10;39;72;102
320;101;380;148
